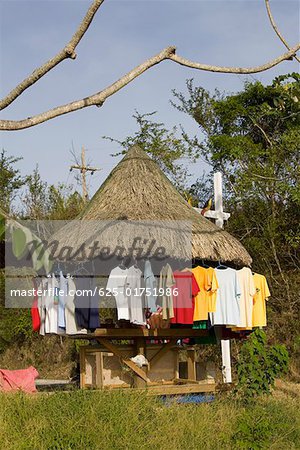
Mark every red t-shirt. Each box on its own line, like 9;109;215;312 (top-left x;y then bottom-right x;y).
170;271;200;325
31;279;41;332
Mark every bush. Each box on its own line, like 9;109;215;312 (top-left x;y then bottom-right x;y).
236;329;289;398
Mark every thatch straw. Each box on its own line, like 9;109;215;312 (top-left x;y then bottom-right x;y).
53;145;252;265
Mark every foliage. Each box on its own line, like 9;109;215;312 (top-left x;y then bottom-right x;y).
0;149;24;213
21;165;85;220
23;165;49;219
103;110;200;189
0;164;85;353
172;74;300;356
172;74;300;272
47;184;84;220
236;329;289;398
0;271;33;352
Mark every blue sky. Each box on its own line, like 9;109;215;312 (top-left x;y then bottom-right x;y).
0;0;299;198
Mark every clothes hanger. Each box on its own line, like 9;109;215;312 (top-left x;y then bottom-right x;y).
201;259;209;268
248;264;255;275
181;268;192;272
74;262;90;276
216;260;227;269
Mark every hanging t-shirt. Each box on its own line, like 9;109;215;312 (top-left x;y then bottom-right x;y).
144;260;157;313
31;278;40;332
210;267;241;326
106;266;129;321
127;265;146;326
252;273;270;327
170;271;199;325
44;275;59;334
74;277;100;330
64;278;87;335
191;266;218;321
38;278;47;336
236;267;256;328
158;263;175;320
58;271;67;329
74;277;91;329
206;267;219;313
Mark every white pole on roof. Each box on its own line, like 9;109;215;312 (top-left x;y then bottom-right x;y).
194;171;232;383
214;172;232;384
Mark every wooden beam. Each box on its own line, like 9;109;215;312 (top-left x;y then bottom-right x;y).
95;352;103;389
97;338;150;383
187;349;196;381
75;328;209;339
149;340;176;369
145;383;216;395
79;346;86;389
173;378;200;385
134;337;147;388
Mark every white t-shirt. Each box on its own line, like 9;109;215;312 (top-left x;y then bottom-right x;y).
64;278;87;335
210;267;241;326
106;266;129;320
127;265;145;326
44;275;59;334
236;267;256;328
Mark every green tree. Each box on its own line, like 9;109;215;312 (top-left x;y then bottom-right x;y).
47;184;84;220
22;165;49;219
103;111;200;189
172;74;300;348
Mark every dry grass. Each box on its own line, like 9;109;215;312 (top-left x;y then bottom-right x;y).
0;336;77;379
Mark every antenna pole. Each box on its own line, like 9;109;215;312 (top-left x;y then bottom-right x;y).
70;146;101;202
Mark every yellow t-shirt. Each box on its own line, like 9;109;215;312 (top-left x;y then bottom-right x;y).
206;267;219;313
252;273;270;327
191;266;218;320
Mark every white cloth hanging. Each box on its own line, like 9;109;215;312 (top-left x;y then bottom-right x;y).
210;267;241;326
44;274;59;334
106;266;130;321
144;260;157;312
127;265;146;326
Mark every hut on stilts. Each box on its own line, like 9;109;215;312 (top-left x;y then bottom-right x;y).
53;145;252;394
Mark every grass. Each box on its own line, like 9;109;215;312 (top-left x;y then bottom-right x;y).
0;390;299;450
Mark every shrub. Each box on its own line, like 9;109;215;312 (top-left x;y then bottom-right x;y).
236;329;289;398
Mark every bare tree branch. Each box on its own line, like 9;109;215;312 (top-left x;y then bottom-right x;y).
1;44;299;131
169;44;299;73
265;0;300;63
0;0;299;131
0;46;176;130
0;0;105;110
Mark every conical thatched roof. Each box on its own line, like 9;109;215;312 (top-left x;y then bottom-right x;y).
54;145;251;265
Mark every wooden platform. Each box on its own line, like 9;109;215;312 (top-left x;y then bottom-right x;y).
73;327;209;339
74;328;215;395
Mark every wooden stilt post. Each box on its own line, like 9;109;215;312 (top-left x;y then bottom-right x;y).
134;337;147;388
221;340;232;383
187;349;196;381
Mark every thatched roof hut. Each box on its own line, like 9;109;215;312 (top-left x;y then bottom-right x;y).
53;145;251;265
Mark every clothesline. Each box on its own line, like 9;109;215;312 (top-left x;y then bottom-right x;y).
31;260;270;340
